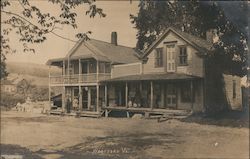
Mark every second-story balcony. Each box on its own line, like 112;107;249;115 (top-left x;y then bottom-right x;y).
50;73;111;85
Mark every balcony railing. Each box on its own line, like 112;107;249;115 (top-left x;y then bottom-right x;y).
50;73;111;85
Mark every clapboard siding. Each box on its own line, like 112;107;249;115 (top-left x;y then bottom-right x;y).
112;63;141;78
142;32;204;77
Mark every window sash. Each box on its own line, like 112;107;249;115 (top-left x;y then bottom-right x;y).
179;46;187;65
155;48;163;67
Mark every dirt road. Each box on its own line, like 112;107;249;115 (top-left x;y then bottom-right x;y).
1;111;249;159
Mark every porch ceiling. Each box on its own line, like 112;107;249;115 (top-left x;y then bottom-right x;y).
102;73;202;82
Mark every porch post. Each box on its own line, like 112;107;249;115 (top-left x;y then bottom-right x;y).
79;59;82;83
150;81;154;109
105;84;108;107
62;61;65;75
63;60;65;84
79;86;82;111
67;56;70;83
191;80;194;110
125;82;128;108
87;88;91;110
62;86;66;112
49;66;51;110
96;61;99;82
67;57;70;75
96;84;100;112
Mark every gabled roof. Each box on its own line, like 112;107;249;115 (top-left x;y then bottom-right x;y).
142;27;213;58
46;38;140;65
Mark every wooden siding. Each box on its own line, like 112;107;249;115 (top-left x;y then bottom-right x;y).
142;31;204;77
112;63;141;78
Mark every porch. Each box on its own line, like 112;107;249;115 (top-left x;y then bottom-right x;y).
102;73;204;114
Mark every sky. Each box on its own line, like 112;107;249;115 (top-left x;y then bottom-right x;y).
5;1;139;64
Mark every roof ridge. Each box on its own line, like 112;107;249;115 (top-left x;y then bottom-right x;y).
90;39;136;49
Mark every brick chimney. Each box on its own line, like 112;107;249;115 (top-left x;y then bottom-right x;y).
111;32;117;45
206;29;217;44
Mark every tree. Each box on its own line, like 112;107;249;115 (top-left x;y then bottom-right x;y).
130;1;248;77
0;0;106;79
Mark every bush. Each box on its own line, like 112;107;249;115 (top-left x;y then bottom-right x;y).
0;93;25;109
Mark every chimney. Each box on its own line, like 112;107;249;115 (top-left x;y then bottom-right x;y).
206;29;217;44
111;32;117;45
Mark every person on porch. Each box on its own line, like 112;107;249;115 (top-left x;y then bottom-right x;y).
73;97;79;111
66;97;71;113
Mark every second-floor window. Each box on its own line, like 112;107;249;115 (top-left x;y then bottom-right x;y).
99;62;111;73
155;47;163;67
179;46;187;65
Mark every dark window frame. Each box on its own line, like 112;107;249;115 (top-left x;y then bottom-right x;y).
179;46;188;66
155;47;163;68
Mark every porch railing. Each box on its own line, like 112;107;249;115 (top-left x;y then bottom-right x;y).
50;73;111;85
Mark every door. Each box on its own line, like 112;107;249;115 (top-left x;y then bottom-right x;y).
166;45;175;72
82;88;88;110
166;84;177;108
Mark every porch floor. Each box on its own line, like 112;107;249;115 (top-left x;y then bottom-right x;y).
102;106;192;118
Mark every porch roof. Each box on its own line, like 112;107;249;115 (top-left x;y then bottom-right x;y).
102;73;202;82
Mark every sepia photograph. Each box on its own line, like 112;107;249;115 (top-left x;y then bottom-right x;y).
0;0;249;159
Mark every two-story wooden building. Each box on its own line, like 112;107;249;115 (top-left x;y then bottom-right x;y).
47;28;242;117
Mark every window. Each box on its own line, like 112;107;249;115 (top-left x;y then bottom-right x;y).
89;61;97;73
99;62;105;73
105;63;111;73
155;48;163;67
233;80;236;99
181;82;195;102
179;46;187;65
98;62;111;73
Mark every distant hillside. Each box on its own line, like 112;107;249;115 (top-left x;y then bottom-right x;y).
6;62;60;77
6;62;61;87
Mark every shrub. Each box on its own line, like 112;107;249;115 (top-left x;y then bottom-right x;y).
0;93;25;109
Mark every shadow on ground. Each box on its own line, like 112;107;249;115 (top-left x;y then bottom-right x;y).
1;144;43;159
63;133;183;159
2;116;63;123
1;133;183;159
180;110;249;128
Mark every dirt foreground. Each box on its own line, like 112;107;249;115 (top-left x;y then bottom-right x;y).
1;111;249;159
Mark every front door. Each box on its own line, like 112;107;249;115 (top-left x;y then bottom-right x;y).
166;44;175;72
166;84;177;108
82;88;88;110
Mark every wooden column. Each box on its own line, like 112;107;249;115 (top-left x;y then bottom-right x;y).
191;80;194;110
96;61;99;82
125;82;128;108
62;60;65;84
88;88;91;110
96;84;99;112
79;86;82;111
150;81;154;109
79;59;82;83
67;57;70;84
48;66;51;110
62;86;66;112
105;84;108;107
67;57;70;75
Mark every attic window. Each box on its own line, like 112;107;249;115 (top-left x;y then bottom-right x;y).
155;47;163;67
179;46;187;66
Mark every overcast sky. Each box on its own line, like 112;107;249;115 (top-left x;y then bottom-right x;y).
6;1;139;64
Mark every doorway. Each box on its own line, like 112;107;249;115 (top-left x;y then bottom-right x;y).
166;84;177;108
